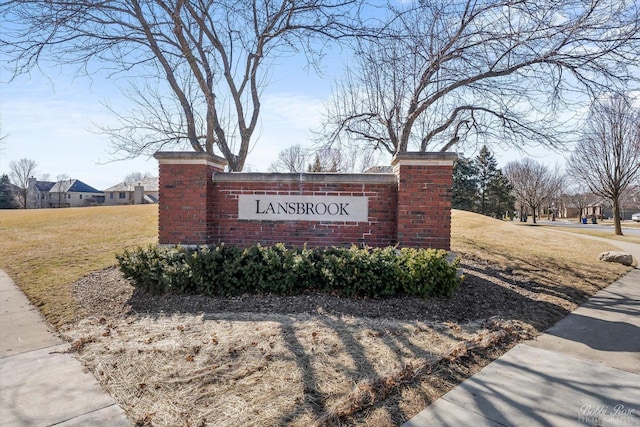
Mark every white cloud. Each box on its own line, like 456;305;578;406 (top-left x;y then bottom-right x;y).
244;92;325;171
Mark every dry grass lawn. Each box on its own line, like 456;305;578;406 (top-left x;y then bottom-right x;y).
0;207;633;426
452;212;632;285
540;225;640;244
0;205;157;326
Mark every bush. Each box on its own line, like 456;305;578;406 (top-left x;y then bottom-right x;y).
116;244;462;298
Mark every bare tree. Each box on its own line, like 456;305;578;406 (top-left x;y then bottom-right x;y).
566;95;640;235
269;144;308;172
318;0;640;156
270;142;378;173
55;173;70;208
0;123;7;151
337;141;378;173
504;158;561;224
124;171;155;182
1;0;364;171
9;158;37;208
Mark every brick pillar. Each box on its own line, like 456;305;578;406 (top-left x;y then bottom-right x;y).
392;152;457;250
154;152;227;246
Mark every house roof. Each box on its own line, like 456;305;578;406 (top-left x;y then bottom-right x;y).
144;194;158;203
104;177;159;192
49;179;103;194
34;181;56;192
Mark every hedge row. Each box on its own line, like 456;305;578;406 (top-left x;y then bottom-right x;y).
116;244;462;298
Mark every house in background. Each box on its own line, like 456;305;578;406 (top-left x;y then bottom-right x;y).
582;202;603;219
103;177;159;206
26;178;55;208
559;192;603;219
26;177;105;208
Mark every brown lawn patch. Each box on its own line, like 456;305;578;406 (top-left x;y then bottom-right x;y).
0;205;157;326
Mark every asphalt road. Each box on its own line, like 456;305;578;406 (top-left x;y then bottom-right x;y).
534;219;640;237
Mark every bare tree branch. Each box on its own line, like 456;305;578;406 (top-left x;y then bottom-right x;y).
269;144;309;172
1;0;365;170
318;0;640;156
566;94;640;235
9;158;38;208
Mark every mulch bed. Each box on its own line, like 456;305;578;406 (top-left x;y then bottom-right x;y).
74;259;577;332
67;257;595;426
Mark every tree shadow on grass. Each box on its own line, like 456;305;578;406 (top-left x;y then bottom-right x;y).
111;257;600;425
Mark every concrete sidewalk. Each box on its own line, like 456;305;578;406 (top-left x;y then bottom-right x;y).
404;241;640;427
0;270;130;426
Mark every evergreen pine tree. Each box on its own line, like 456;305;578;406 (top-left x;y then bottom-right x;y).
452;156;478;211
452;146;515;218
473;146;514;218
474;146;499;215
487;170;515;219
0;174;18;209
308;154;323;172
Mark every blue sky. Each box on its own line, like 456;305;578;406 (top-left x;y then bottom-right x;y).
0;52;567;191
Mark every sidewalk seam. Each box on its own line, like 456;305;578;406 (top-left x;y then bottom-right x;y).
47;403;127;426
521;341;640;376
0;343;67;360
439;396;511;426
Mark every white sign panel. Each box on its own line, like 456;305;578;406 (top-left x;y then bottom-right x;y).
238;195;368;222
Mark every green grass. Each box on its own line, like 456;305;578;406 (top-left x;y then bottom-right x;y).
0;205;157;326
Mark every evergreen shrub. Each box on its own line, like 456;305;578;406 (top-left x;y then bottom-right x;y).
116;244;462;298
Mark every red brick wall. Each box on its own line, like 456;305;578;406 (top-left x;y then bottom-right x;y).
155;152;456;250
155;153;225;245
394;155;455;249
211;179;397;248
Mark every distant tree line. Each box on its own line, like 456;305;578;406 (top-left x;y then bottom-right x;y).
269;144;378;173
452;146;514;219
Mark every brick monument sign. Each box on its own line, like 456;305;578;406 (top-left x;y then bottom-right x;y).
154;151;457;250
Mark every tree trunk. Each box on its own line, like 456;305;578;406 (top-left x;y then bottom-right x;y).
612;195;623;236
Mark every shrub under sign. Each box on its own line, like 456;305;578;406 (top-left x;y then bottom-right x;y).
117;244;462;298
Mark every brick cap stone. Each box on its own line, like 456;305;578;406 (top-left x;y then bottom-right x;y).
154;151;227;169
212;172;396;184
391;152;458;167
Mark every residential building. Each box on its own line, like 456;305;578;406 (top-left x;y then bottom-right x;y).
103;177;159;206
26;178;105;208
26;178;55;209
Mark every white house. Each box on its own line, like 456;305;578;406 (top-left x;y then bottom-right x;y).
103;177;159;206
27;178;105;208
26;178;56;208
